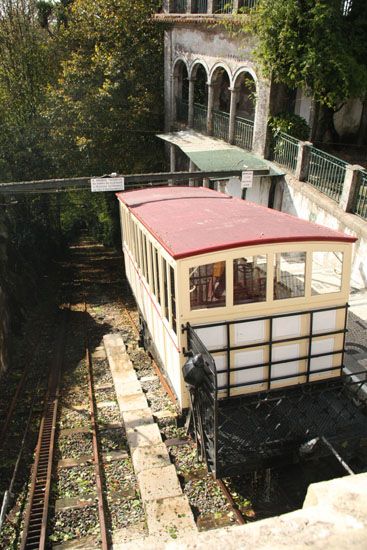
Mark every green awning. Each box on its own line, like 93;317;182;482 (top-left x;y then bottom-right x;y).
157;130;284;177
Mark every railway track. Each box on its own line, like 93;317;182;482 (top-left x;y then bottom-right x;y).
1;240;355;549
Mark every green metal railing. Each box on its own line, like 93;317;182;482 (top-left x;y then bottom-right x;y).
215;0;233;13
353;170;367;220
173;0;187;12
238;0;258;9
212;110;229;141
193;103;207;133
192;0;208;13
177;98;188;123
272;132;299;173
306;147;347;202
234;116;254;151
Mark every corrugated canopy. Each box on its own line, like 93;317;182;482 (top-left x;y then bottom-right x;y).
157;130;284;176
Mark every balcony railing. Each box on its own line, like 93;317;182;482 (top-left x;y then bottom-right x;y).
167;0;257;14
193;103;207;133
214;0;233;13
172;0;187;13
212;110;229;141
234;116;254;151
192;0;208;13
272;131;299;174
306;147;347;202
354;170;367;221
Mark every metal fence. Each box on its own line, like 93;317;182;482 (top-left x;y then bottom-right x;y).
272;131;299;173
306;147;347;202
212;110;229;141
234;116;254;151
238;0;258;8
193;103;207;133
215;0;233;13
172;0;187;12
354;170;367;220
192;0;208;13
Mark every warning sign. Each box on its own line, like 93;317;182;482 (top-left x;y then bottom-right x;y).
91;177;125;192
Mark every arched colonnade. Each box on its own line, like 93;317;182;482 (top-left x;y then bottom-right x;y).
172;57;257;150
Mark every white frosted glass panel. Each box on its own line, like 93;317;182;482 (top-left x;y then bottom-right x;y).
234;320;265;346
310;338;334;371
273;316;301;340
234;349;264;385
195;325;227;351
272;343;301;379
213;354;227;389
313;310;337;334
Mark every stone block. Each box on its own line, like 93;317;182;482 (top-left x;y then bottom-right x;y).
117;392;148;412
138;465;182;502
127;422;162;449
145;495;197;537
123;408;154;431
131;443;171;475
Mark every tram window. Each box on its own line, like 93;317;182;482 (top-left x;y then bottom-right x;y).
311;251;343;295
170;265;177;333
146;240;153;289
189;261;226;310
274;252;306;300
233;255;267;305
162;258;169;320
154;248;161;304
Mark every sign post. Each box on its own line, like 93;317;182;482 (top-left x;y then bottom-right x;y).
241;171;253;189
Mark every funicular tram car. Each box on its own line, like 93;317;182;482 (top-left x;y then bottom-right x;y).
117;186;367;478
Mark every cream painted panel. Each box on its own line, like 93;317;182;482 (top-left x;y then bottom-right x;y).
272;344;301;379
234;320;265;346
233;349;265;385
310;338;335;372
212;354;228;390
273;316;301;340
313;309;337;334
195;325;227;351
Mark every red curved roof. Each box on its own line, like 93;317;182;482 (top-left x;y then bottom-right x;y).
117;187;356;260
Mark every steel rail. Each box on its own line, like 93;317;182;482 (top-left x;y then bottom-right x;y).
216;479;247;525
84;305;110;550
20;308;68;550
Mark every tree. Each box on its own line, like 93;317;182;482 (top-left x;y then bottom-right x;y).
254;0;367;108
44;0;165;178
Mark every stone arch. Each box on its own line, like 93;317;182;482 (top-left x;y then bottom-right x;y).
190;61;209;107
233;68;257;121
210;63;232;113
172;58;189;123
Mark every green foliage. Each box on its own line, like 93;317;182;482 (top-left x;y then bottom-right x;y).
44;0;164;177
254;0;367;107
268;113;310;141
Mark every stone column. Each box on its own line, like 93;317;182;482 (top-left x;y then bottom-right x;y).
169;144;176;186
252;76;272;157
207;83;214;136
186;0;192;12
203;178;210;188
188;77;195;128
207;0;214;14
233;0;239;13
295;141;313;182
340;165;363;213
189;159;196;187
228;87;239;144
171;74;179;127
